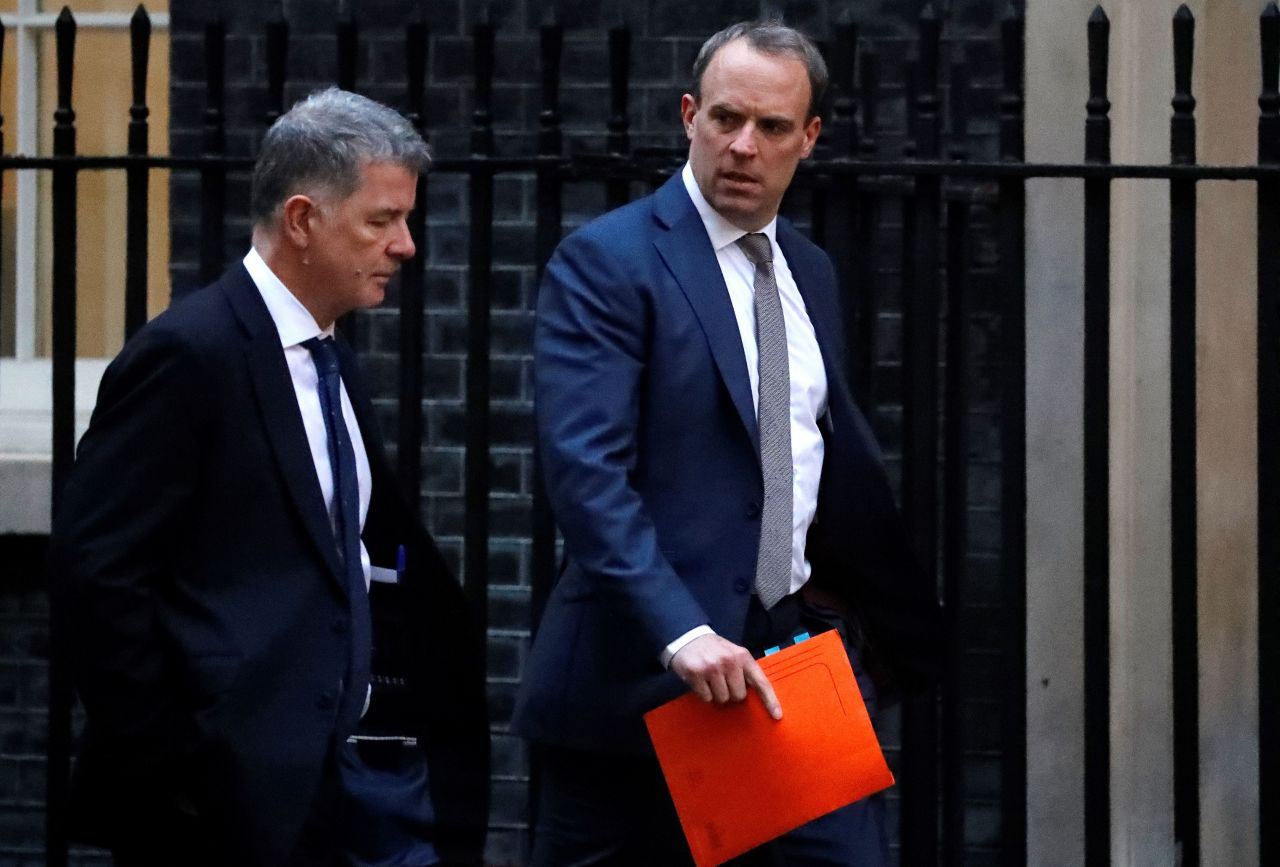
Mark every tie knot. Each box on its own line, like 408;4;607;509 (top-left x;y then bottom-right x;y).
302;336;340;376
736;232;773;266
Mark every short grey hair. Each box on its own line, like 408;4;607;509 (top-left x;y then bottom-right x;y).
691;20;828;121
251;87;431;225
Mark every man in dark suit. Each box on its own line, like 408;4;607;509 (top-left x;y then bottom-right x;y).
513;20;942;866
49;88;487;867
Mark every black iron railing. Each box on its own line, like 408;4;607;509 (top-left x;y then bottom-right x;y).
1082;10;1112;866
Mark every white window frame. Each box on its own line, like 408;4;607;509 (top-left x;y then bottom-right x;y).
0;3;170;531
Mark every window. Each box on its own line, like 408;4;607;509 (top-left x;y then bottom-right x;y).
0;0;170;530
1;0;171;360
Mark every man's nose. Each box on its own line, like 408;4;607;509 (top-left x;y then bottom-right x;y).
729;123;758;156
388;218;415;260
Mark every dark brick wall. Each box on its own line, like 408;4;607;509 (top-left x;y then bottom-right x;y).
4;1;1011;864
0;538;110;867
0;539;48;865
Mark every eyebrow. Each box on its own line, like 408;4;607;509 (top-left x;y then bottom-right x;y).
708;102;796;126
368;204;412;218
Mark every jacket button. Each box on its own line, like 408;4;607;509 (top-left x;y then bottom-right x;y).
331;615;349;634
733;578;750;594
746;502;761;518
317;689;338;711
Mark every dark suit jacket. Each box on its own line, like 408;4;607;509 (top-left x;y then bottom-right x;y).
512;174;942;754
49;264;488;865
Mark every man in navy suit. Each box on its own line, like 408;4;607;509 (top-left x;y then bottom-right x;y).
49;89;487;867
513;20;942;866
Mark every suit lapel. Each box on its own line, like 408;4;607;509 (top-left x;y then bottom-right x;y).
221;265;347;592
778;223;884;459
777;222;843;385
651;175;759;448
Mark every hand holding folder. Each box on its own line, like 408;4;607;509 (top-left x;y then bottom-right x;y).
644;629;894;867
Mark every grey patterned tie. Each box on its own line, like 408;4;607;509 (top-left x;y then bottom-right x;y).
737;232;792;610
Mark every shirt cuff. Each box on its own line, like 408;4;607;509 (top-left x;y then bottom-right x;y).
661;625;716;668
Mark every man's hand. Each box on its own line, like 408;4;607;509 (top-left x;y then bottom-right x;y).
669;634;782;720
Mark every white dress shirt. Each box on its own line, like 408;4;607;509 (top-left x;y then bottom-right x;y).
244;248;374;589
663;165;830;665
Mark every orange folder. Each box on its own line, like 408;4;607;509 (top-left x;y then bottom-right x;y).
644;629;894;867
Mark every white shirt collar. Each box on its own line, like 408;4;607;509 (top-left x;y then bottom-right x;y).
243;247;333;348
680;162;779;254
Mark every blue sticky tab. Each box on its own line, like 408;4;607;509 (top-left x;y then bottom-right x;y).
792;632;811;644
764;646;781;657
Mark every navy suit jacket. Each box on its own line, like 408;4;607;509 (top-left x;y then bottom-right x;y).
49;265;488;865
513;174;942;754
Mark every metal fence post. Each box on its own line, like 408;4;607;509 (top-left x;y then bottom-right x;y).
399;15;430;514
199;17;226;285
1168;8;1200;865
941;51;972;867
530;13;562;638
125;6;151;340
606;21;631;210
265;13;288;127
337;6;357;92
900;6;942;866
854;48;881;408
47;13;78;866
997;6;1027;865
1083;8;1113;866
465;12;495;646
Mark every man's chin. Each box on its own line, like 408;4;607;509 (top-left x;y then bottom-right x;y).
713;201;768;232
709;189;767;223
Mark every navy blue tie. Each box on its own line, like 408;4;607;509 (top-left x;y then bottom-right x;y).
303;336;372;733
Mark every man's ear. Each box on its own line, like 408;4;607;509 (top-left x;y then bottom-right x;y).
680;93;698;140
280;194;317;250
800;115;822;159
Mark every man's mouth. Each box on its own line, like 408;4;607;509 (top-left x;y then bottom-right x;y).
720;171;759;186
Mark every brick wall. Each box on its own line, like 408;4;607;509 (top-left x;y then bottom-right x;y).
0;538;111;866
